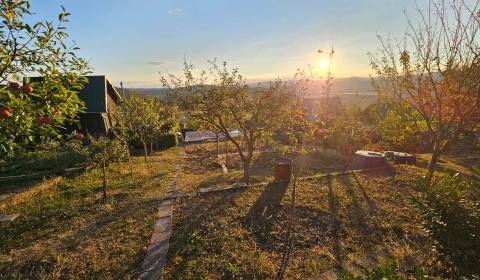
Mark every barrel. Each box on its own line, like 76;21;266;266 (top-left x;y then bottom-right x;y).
273;158;292;182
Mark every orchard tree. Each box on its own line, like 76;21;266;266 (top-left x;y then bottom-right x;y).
163;61;305;184
370;0;480;180
115;95;173;162
70;136;128;199
149;96;178;153
0;0;90;158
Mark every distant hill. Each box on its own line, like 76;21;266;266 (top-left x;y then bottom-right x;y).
117;76;377;106
116;87;170;98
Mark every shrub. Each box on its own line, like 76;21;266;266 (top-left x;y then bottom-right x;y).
155;134;177;148
414;175;480;277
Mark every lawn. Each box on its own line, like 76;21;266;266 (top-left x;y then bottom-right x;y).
165;142;479;279
0;147;179;279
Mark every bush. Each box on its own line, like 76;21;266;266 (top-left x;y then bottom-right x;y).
156;134;178;148
129;133;178;150
414;175;480;277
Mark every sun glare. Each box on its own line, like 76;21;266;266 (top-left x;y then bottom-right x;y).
319;59;329;71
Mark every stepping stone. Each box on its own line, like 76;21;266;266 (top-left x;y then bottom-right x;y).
139;267;163;280
159;200;173;207
153;217;171;232
157;205;173;218
0;214;20;222
142;239;169;272
149;231;172;245
199;182;247;195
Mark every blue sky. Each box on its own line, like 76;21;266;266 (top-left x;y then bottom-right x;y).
31;0;417;87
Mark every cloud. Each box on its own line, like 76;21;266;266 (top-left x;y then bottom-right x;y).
146;61;166;66
168;8;183;16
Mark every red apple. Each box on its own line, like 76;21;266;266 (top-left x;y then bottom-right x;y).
42;116;52;125
21;85;33;94
74;132;84;141
0;107;12;119
9;82;20;90
35;116;44;126
35;116;52;126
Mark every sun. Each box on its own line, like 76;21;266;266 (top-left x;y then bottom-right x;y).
319;59;329;71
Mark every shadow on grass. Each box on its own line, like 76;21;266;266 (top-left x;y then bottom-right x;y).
327;175;342;266
166;191;243;278
352;173;376;213
243;181;289;245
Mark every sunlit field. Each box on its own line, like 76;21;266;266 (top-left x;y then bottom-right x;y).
1;0;479;279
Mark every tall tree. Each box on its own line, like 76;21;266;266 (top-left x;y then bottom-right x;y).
163;61;305;184
370;0;480;180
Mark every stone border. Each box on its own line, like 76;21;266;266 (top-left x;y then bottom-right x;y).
139;147;185;280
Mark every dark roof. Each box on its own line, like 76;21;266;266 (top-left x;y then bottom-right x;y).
77;76;121;113
29;75;122;113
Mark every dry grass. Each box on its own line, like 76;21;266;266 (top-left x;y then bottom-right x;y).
0;148;179;279
163;143;468;279
165;167;442;279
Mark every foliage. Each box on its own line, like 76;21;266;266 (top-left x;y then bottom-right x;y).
69;136;128;198
0;0;90;158
370;0;480;178
163;60;305;184
155;133;178;148
376;99;429;152
115;94;178;161
414;174;480;277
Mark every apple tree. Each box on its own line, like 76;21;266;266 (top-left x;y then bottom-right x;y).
0;0;90;158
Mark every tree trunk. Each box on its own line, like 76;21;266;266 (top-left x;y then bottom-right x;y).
216;134;219;157
102;160;107;199
142;140;148;162
243;158;251;185
124;141;133;174
225;141;229;166
426;147;441;183
243;140;254;185
150;140;154;155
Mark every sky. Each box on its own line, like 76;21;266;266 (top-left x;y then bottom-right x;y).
30;0;419;88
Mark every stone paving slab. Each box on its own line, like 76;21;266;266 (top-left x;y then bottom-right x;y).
139;267;163;280
139;146;185;280
0;214;20;222
199;182;248;195
142;239;169;272
159;199;173;207
160;192;190;200
153;215;172;233
149;230;172;245
157;205;173;218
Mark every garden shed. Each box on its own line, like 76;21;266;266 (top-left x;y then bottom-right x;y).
30;75;122;135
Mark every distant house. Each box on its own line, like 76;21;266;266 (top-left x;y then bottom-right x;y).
30;75;122;135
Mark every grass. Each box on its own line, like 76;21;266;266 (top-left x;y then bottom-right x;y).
1;142;478;279
164;142;479;279
416;152;479;176
176;142;351;194
0;147;179;279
